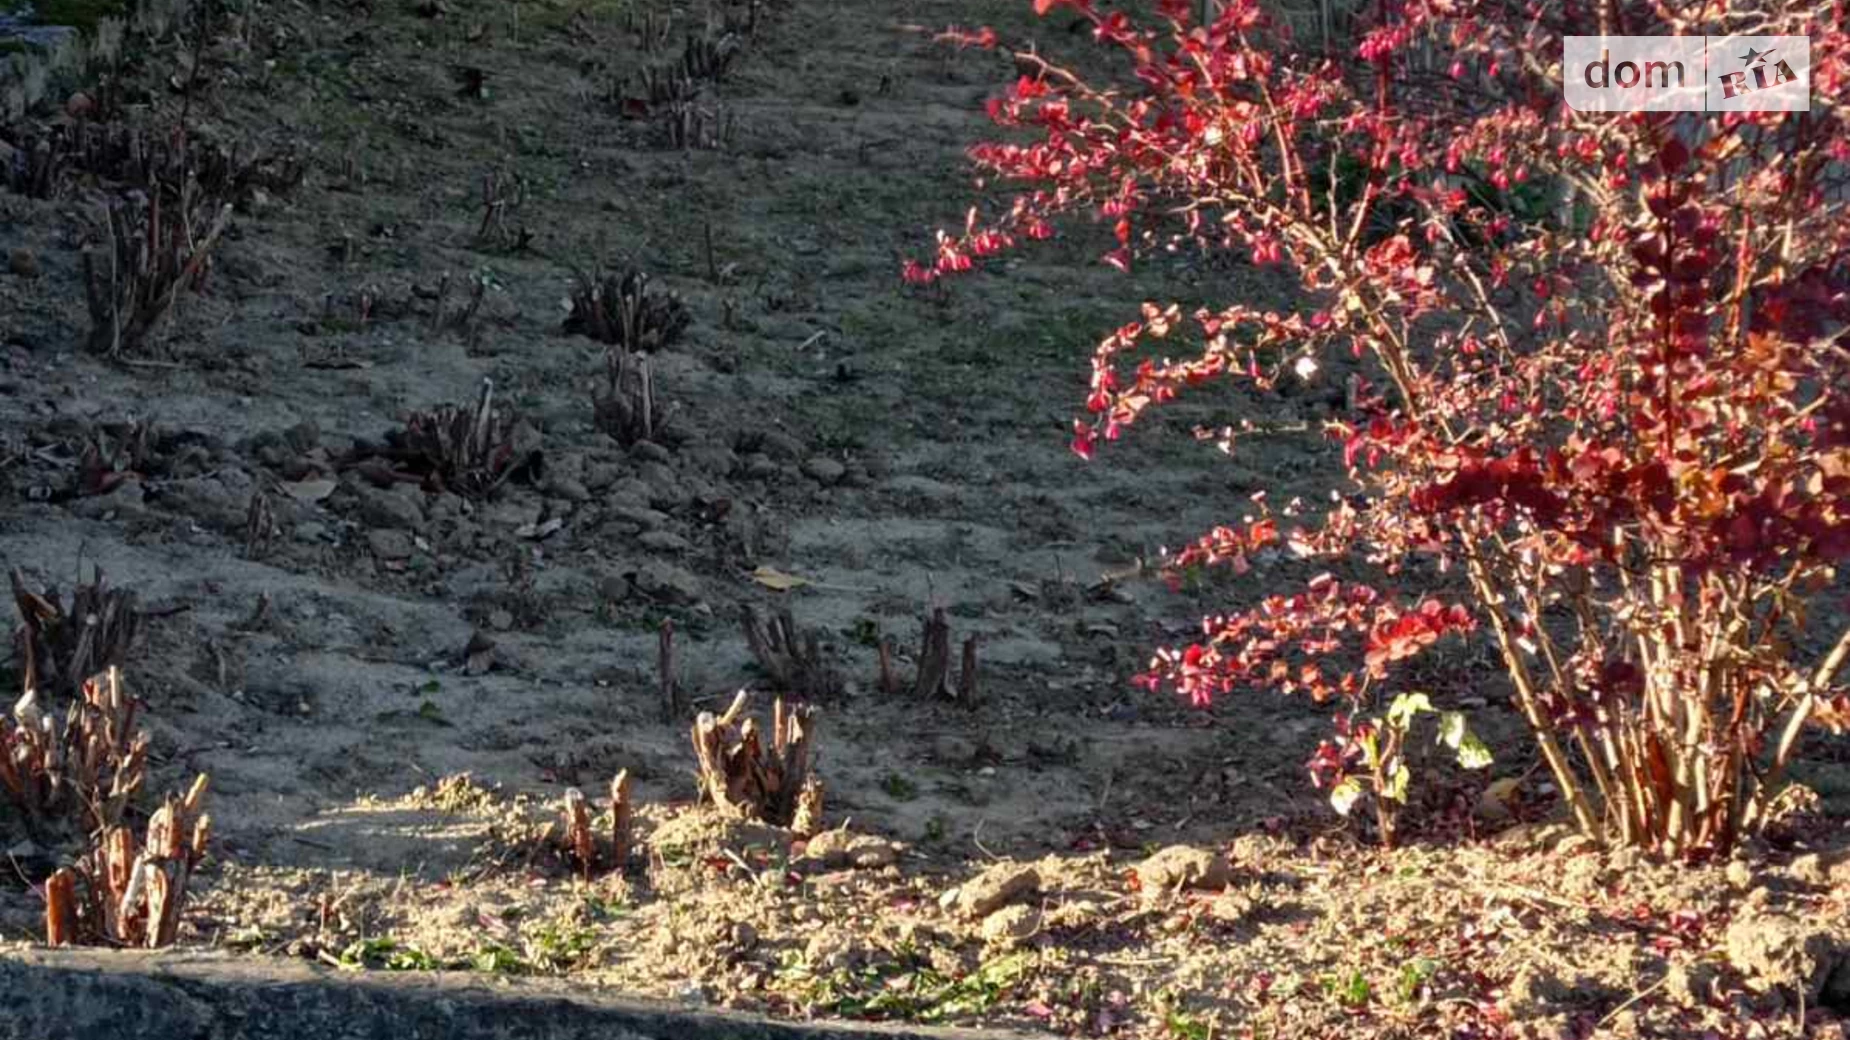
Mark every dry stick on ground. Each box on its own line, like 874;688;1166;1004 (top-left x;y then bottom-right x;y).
243;490;275;559
742;605;842;701
877;636;898;695
11;568;141;700
690;690;818;827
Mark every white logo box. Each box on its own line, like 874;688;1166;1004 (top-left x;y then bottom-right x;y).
1564;36;1810;112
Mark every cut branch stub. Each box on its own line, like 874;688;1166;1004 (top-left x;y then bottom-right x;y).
658;618;684;721
911;609;980;705
561;788;595;881
913;608;952;700
594;349;672;448
82;181;233;356
564;267;689;353
690;691;818;827
610;769;634;872
742;605;842;702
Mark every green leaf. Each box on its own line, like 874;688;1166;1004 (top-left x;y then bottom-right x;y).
1439;712;1494;769
1330;777;1366;816
1455;732;1494;770
1387;692;1435;730
1383;762;1411;804
1360;728;1382;769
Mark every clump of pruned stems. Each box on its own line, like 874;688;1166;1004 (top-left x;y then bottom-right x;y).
1;668;146;839
83;177;233;355
592;348;672;447
743;605;842;702
691;690;822;834
558;770;633;881
3;121;303;204
563;266;689;353
380;379;537;498
46;771;211;948
888;607;980;705
476;167;530;251
11;567;140;701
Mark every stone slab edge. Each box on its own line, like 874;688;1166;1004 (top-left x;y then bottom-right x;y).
0;946;1049;1040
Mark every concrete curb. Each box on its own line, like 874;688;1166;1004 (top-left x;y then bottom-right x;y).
0;947;1046;1040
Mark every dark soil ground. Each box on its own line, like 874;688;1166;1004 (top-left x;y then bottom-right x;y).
5;1;1850;1037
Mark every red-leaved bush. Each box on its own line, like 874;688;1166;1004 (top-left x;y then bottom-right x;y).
917;0;1850;854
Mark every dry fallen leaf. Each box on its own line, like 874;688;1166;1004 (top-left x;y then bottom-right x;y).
751;565;810;591
516;517;565;540
280;478;336;502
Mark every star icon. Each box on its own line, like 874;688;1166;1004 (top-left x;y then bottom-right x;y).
1740;46;1775;65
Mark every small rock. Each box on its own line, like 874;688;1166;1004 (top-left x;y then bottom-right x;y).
1726;856;1756;890
488;609;515;631
1789;852;1829;886
633;561;700;603
367;529;415;560
583;463;623;491
802;829;854;863
803;829;898;870
980;905;1040;947
1504;965;1574;1015
931;735;976;765
1725;904;1838;1000
1663;961;1718;1005
955;863;1039;918
638;529;692;553
637;462;687;507
1136;845;1235;894
850;841;898;869
630;440;672;464
8;248;40;279
545;477;590;503
802;457;847;486
803;933;860;974
683;445;738;476
1554;832;1597;857
605;498;669;530
283;421;322;453
356;485;425;530
758;430;804;461
743;453;778;480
